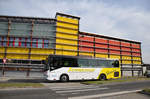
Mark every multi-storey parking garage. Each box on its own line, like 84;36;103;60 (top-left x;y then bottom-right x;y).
0;12;142;76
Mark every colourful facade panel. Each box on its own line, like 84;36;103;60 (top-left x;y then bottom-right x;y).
57;16;78;24
109;50;120;54
110;55;120;59
109;40;120;45
95;38;107;43
95;44;107;48
57;22;78;29
95;53;108;58
95;48;108;53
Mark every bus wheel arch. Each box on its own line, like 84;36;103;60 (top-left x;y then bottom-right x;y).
60;74;69;82
99;73;107;80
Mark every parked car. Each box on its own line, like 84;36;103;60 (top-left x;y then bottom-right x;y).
144;70;150;78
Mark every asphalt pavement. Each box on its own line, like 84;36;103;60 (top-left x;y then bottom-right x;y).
0;78;150;99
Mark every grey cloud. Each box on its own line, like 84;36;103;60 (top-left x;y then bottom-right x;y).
0;0;149;63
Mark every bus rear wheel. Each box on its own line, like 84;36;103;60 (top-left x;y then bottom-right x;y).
99;74;107;80
60;74;69;82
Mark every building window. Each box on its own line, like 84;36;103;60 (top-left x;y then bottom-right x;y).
14;38;19;47
38;39;42;48
21;38;26;47
9;37;14;47
3;37;7;46
32;38;37;48
44;39;49;48
27;38;31;48
0;37;2;46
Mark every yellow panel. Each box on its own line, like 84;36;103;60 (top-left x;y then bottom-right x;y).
30;55;48;60
133;61;141;64
122;60;132;64
0;54;4;58
79;52;94;57
6;54;28;59
133;57;141;61
57;22;78;29
110;55;120;60
56;32;78;39
95;53;108;58
98;68;121;79
122;56;131;60
56;39;77;45
7;48;29;54
57;16;78;24
57;27;78;34
56;50;77;56
0;47;5;53
31;48;54;54
56;44;77;50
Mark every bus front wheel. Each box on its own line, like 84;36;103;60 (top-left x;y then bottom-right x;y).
60;74;69;82
99;74;107;80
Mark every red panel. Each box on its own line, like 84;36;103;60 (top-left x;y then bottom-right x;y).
109;40;120;45
110;50;120;54
79;35;94;42
121;51;131;55
95;44;107;48
109;45;120;50
132;52;141;56
79;47;94;52
121;42;130;47
79;41;93;46
132;48;140;52
95;48;108;53
7;37;9;46
95;38;107;43
121;47;131;51
131;43;140;48
18;38;21;47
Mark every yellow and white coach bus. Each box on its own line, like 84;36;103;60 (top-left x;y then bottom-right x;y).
44;55;121;82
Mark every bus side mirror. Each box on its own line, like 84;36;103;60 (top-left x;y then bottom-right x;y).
42;60;46;64
113;61;119;67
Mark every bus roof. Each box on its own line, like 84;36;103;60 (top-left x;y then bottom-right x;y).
48;54;118;61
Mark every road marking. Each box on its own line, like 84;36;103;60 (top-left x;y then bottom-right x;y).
68;89;141;99
51;86;100;91
56;87;108;93
49;85;97;89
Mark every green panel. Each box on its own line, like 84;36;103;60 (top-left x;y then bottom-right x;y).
0;22;8;35
33;24;56;37
10;22;31;36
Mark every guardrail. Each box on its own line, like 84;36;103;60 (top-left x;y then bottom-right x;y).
0;63;44;77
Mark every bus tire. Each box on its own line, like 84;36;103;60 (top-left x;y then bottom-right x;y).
99;74;107;80
60;74;69;82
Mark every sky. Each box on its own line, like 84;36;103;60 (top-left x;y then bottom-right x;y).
0;0;150;63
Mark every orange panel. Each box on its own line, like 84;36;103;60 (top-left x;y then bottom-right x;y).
95;48;108;53
121;42;130;47
95;38;107;43
121;51;131;55
109;40;120;45
132;53;141;56
95;44;108;48
110;50;120;54
121;47;131;51
131;43;140;48
132;48;140;52
79;41;93;46
109;45;120;50
79;35;94;42
79;47;94;52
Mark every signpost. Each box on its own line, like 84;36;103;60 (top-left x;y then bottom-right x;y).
2;58;6;76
